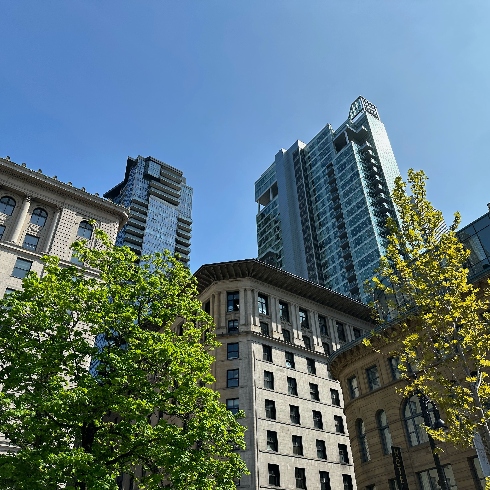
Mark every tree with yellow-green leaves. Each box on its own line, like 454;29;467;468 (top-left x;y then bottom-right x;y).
0;231;248;490
366;169;490;473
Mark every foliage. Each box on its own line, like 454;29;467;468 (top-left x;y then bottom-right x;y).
0;231;248;490
365;169;490;459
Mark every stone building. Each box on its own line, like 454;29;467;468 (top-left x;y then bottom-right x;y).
195;259;375;490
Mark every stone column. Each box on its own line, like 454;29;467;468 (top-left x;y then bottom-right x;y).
239;288;246;326
43;207;61;253
310;312;320;348
251;289;258;326
270;296;278;332
291;303;299;340
219;291;226;329
9;196;31;244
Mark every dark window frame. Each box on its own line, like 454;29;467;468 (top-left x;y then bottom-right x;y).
227;342;239;360
366;365;381;391
285;351;295;369
268;464;280;487
267;430;278;452
265;399;276;419
226;369;239;388
226;398;239;415
334;415;345;434
262;344;273;362
306;358;316;374
22;233;39;252
290;405;300;425
30;207;48;227
77;220;93;239
287;376;298;396
264;370;274;390
228;319;239;333
330;389;340;406
339;443;350;464
12;258;32;279
299;308;309;328
258;293;269;315
279;301;290;322
0;196;16;216
312;410;323;429
309;383;320;401
227;291;240;312
316;439;327;459
292;435;303;456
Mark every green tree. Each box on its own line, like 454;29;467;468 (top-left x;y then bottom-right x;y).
366;169;490;467
0;231;248;490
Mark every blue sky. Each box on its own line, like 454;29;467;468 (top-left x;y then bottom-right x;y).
2;1;489;271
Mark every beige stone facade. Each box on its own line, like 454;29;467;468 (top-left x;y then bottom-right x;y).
195;259;375;490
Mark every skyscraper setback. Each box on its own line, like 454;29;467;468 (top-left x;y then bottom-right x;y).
255;96;401;303
105;155;192;264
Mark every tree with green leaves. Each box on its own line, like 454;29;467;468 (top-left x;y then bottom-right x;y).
0;231;248;490
366;169;490;469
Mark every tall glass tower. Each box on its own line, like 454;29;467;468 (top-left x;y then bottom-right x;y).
255;97;400;303
105;155;192;264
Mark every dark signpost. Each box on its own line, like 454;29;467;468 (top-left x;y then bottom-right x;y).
392;446;409;490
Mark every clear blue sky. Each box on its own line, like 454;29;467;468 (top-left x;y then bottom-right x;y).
2;1;489;271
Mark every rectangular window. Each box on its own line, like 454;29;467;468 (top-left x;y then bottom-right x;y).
285;351;295;369
227;369;239;388
469;456;485;489
268;464;280;487
227;291;239;311
203;300;210;314
320;471;331;490
318;315;328;335
343;475;353;490
258;293;269;315
22;234;39;252
339;444;349;464
310;383;319;401
334;415;345;433
292;435;303;455
299;308;309;328
348;376;359;399
303;335;311;350
267;430;278;451
290;405;300;424
353;327;361;339
388;479;400;490
4;288;16;295
306;358;316;374
264;370;274;390
262;344;272;362
228;319;239;333
366;485;376;490
330;389;340;406
323;342;331;356
316;440;327;459
287;377;298;396
279;301;290;322
337;322;346;342
260;321;269;336
417;465;457;490
0;224;5;240
12;258;32;279
366;365;381;390
71;252;83;265
265;399;276;419
282;329;291;343
226;398;239;414
312;410;323;429
295;467;307;489
227;343;239;360
389;357;401;380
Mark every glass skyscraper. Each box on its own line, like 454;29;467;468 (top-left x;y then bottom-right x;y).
104;155;192;264
255;96;401;303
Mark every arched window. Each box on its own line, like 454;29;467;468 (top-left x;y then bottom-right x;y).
0;196;16;216
404;394;435;446
376;410;393;455
356;418;370;462
77;220;93;239
30;207;48;227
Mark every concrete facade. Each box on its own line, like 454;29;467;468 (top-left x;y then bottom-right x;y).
195;259;375;490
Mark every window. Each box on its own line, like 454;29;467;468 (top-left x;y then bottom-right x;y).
258;293;269;315
77;220;93;239
303;336;311;350
342;475;353;490
265;399;276;419
348;376;359;399
282;329;291;343
338;444;349;464
323;342;331;356
267;430;278;451
4;288;16;295
334;415;345;433
12;258;32;279
376;410;393;455
310;383;319;401
295;468;306;489
262;344;272;362
366;485;376;490
279;301;290;322
285;351;295;369
417;464;457;490
316;440;327;459
330;389;340;406
30;207;48;227
389;357;401;380
204;300;210;314
388;479;400;490
469;456;486;489
288;377;298;396
22;234;39;251
353;327;361;339
306;358;316;374
226;398;239;415
0;224;5;240
228;319;239;333
260;321;269;336
299;308;309;328
320;471;331;490
227;369;239;388
292;435;303;455
357;419;370;462
337;322;346;342
318;315;328;335
312;410;323;429
0;196;16;215
71;252;83;265
227;343;239;360
366;365;381;390
268;464;280;486
227;291;239;311
264;370;274;390
290;405;300;424
404;394;435;446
